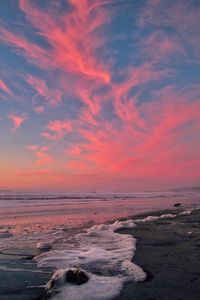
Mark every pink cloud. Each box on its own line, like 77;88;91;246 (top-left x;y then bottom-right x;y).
34;105;45;114
8;112;28;132
67;85;200;185
18;0;111;83
138;0;200;60
0;79;13;96
41;119;72;141
68;145;82;156
0;25;53;69
112;63;169;128
142;31;186;61
26;74;62;107
79;108;98;126
27;145;52;165
1;1;199;190
0;0;114;133
0;0;114;129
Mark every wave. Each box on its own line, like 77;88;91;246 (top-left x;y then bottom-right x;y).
0;190;195;201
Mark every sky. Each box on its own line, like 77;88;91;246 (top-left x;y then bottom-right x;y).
0;0;200;191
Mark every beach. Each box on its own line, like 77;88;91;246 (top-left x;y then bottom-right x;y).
115;208;200;300
0;206;199;299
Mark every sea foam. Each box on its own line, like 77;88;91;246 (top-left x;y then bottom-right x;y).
35;219;146;300
135;213;176;223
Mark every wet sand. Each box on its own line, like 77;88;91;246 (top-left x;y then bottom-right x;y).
0;247;53;300
115;208;200;300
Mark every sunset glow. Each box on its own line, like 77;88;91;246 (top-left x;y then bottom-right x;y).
0;0;200;191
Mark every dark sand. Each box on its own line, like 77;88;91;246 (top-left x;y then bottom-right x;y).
115;208;200;300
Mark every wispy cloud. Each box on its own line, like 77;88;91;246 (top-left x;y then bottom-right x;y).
26;74;62;107
18;0;111;82
41;119;72;140
0;79;13;96
0;0;199;189
27;145;52;165
8;112;28;132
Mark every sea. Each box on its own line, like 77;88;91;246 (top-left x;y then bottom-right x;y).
0;189;199;299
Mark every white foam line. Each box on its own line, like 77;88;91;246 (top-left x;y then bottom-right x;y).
178;206;199;215
134;213;176;223
35;219;146;300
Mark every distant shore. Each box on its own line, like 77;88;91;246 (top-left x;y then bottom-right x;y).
115;208;200;300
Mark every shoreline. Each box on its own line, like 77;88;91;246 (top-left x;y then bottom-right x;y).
114;208;200;300
0;205;199;299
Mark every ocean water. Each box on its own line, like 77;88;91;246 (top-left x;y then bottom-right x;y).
0;189;199;299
